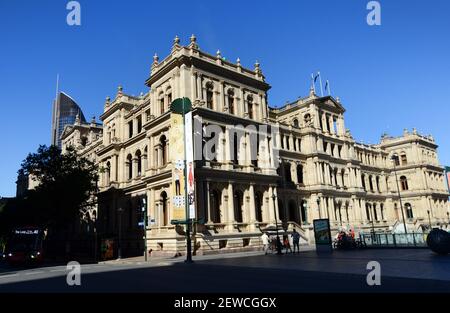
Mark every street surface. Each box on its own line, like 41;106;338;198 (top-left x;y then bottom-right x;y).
1;248;450;292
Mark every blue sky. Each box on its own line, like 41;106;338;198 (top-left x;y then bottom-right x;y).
0;0;449;197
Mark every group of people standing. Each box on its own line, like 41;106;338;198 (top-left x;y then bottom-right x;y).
261;229;302;254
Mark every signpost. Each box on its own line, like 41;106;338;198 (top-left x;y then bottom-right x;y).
170;97;195;263
313;218;332;253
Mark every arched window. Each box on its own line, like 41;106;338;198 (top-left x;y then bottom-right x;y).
136;150;142;176
400;176;409;191
206;82;214;109
210;190;221;223
227;89;235;115
297;164;304;184
126;154;133;180
255;192;263;222
137;116;142;133
247;96;254;119
405;203;413;219
400;153;407;165
166;88;172;107
393;154;400;166
372;203;378;221
293;119;299;128
288;200;300;224
128;121;133;138
284;163;292;183
304;114;311;125
161;191;168;226
160;135;167;166
159;92;165;115
233;190;243;223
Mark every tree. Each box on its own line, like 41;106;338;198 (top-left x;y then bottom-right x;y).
15;145;98;231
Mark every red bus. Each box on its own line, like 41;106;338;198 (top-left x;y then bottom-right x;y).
4;227;46;265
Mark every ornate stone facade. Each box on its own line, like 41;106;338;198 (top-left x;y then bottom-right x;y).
61;36;449;256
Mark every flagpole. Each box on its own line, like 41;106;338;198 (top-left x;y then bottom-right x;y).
318;72;324;97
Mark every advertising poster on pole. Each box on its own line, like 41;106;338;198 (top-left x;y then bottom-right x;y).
169;113;186;221
185;111;196;219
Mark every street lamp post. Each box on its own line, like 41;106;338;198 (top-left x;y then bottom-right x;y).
142;197;148;262
118;207;123;259
391;155;408;234
427;210;432;231
272;192;283;255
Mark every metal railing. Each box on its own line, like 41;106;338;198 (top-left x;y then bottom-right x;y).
361;232;428;248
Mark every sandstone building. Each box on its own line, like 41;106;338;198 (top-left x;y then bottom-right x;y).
61;35;449;256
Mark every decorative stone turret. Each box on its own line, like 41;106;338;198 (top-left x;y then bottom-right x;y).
254;60;262;77
151;53;159;72
90;116;96;127
172;35;181;52
117;85;123;97
189;34;199;50
104;96;111;109
236;58;242;72
309;85;317;99
216;50;222;65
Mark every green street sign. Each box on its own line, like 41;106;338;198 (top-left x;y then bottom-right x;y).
170;97;192;114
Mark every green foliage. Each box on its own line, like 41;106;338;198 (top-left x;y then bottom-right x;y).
0;145;98;235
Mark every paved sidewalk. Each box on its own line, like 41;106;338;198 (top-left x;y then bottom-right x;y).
99;245;316;265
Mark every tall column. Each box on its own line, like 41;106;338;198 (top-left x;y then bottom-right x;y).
227;183;235;228
196;74;202;101
275;124;281;149
190;67;196;100
329;115;335;134
110;155;116;182
225;128;231;167
361;199;368;223
289;135;294;152
219;81;225;112
261;94;268;121
239;87;245;117
206;181;212;223
322;113;328;133
249;184;256;229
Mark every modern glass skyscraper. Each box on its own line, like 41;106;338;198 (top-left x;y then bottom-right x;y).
51;92;86;147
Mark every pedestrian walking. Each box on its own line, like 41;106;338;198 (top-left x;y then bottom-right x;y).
283;234;292;254
261;232;270;255
291;228;301;253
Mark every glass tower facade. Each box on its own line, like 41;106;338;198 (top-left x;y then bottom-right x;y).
51;92;86;147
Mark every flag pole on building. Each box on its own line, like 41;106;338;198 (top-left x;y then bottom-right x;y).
325;79;331;96
318;71;324;97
